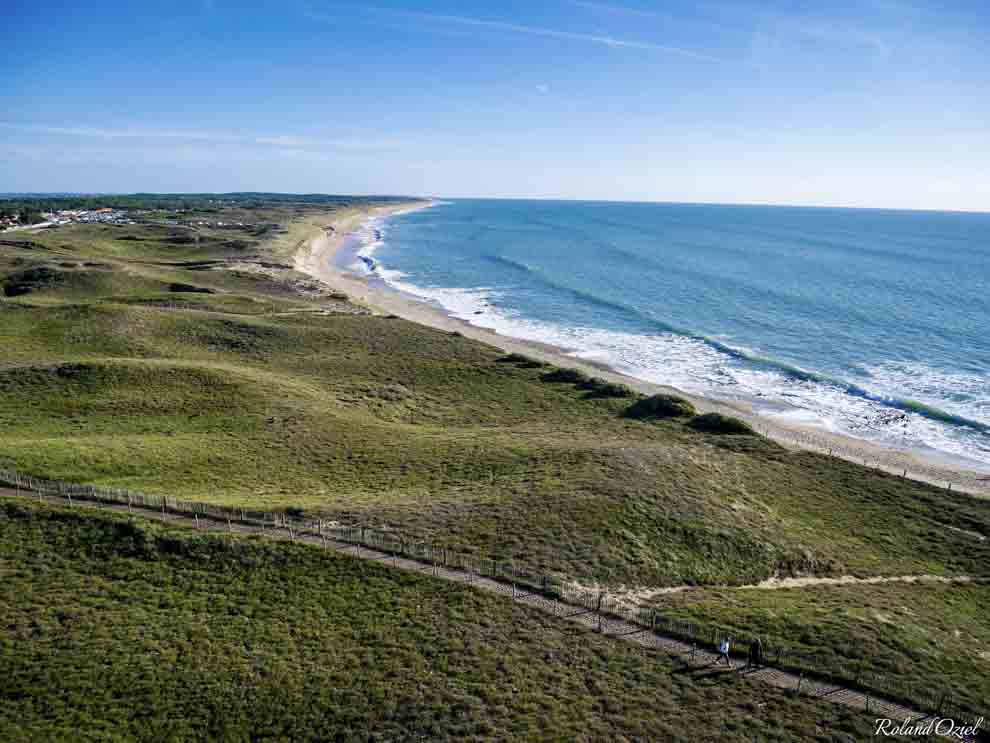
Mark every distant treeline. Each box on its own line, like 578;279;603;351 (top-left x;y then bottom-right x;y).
0;192;420;214
0;206;44;225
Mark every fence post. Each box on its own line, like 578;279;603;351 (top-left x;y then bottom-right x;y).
127;493;132;513
194;513;200;529
797;672;803;694
227;516;232;533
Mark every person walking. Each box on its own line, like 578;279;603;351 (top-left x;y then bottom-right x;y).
748;638;763;670
715;637;732;668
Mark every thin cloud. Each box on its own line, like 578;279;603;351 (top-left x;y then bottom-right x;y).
569;1;664;19
574;2;892;58
317;6;726;63
1;123;397;152
0;124;234;141
788;19;891;57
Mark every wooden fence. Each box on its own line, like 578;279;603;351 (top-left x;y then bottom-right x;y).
0;467;984;733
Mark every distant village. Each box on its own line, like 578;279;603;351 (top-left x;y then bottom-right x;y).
1;207;282;233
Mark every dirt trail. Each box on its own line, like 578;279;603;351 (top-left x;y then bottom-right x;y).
3;486;980;739
598;573;988;608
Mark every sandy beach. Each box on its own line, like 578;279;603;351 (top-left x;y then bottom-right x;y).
295;203;990;498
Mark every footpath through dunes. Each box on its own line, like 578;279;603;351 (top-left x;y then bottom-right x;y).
2;203;989;735
1;487;985;741
0;497;892;743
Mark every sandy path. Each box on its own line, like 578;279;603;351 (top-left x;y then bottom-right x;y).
595;574;989;610
291;205;990;498
4;486;971;737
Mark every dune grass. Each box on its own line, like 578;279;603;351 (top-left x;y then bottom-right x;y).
1;212;989;594
0;499;877;742
1;202;988;736
649;581;990;718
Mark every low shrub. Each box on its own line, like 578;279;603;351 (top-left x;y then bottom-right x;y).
624;394;696;420
498;353;545;369
580;378;636;398
541;368;591;385
688;413;755;435
2;266;64;296
168;282;215;294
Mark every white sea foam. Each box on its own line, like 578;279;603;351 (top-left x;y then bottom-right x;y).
860;362;990;426
358;207;990;469
371;269;990;467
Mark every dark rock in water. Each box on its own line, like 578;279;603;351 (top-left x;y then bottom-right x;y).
869;409;909;428
474;310;483;315
359;256;376;271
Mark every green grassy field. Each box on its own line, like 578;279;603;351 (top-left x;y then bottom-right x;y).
650;581;990;718
1;202;988;733
1;210;988;591
0;499;878;742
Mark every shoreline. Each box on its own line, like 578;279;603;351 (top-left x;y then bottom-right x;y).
294;203;990;498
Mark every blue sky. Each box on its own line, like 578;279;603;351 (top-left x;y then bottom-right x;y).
2;0;989;210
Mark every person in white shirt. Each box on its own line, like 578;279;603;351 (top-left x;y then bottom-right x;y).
715;638;733;668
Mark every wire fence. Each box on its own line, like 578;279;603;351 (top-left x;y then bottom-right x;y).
0;467;985;733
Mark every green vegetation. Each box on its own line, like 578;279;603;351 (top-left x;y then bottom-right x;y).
1;208;989;593
2;197;989;743
540;367;592;384
0;499;876;742
688;412;756;435
498;352;545;368
0;205;43;226
625;393;698;420
0;191;410;215
579;377;636;398
651;581;990;718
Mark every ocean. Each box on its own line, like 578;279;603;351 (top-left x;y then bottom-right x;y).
340;199;990;469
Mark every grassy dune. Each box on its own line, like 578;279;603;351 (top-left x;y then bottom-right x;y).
1;209;989;594
0;499;875;742
652;582;990;717
2;202;988;734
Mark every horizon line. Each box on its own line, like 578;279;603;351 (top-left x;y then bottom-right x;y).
2;192;986;216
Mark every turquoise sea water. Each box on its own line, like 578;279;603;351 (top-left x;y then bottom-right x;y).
343;199;990;468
